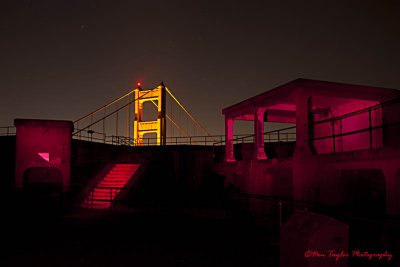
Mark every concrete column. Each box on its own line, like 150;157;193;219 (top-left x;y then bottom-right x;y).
225;116;235;162
254;107;267;160
294;92;313;157
383;166;400;216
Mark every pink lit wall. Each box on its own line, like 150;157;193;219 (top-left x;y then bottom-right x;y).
15;119;73;191
312;98;381;154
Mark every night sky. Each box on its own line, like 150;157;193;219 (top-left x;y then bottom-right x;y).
1;0;400;135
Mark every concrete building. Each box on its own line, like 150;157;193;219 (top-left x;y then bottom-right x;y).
219;79;400;216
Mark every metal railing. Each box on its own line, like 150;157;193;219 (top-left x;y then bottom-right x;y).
0;126;16;136
212;126;296;147
307;95;400;153
72;128;256;147
112;135;226;146
85;186;128;210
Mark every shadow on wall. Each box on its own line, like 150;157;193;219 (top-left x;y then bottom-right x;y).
339;169;386;217
22;166;64;212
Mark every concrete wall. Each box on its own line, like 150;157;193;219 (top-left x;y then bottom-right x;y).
382;100;400;148
70;140;216;206
0;136;16;196
218;160;293;198
215;149;400;217
15;119;73;191
312;98;382;154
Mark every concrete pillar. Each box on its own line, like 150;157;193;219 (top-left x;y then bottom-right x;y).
293;157;320;202
294;92;313;157
254;107;267;160
383;166;400;216
225;116;235;162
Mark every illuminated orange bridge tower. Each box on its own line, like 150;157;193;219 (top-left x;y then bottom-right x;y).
133;82;167;145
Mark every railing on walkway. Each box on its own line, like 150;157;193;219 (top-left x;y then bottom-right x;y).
112;135;226;146
212;126;296;148
73;128;251;146
0;126;16;136
307;96;400;153
85;186;127;211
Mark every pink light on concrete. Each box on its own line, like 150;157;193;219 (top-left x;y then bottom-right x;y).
268;103;296;111
219;79;400;216
222;79;400;161
15;119;73;192
312;97;382;153
83;163;140;209
37;152;50;162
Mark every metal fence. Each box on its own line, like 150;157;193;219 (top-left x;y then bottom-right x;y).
0;126;16;136
212;126;296;148
307;96;400;153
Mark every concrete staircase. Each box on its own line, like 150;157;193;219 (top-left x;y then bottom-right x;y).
82;163;140;209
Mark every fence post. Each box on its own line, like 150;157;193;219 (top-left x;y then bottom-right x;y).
110;188;113;211
331;120;336;153
369;109;373;149
104;108;107;143
278;201;282;228
91;190;94;209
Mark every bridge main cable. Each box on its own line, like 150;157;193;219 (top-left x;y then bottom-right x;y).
74;90;135;124
73;87;157;136
165;87;212;137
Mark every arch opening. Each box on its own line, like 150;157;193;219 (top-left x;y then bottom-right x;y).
142;101;158;122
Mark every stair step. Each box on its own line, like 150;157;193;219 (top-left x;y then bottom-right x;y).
103;177;130;180
107;173;135;176
99;181;127;185
86;196;114;200
81;200;111;209
105;175;133;178
101;181;128;184
82;163;140;210
89;202;111;209
102;176;130;180
93;187;122;191
92;191;119;195
91;193;115;197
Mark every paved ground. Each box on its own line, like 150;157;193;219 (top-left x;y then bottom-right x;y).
2;198;400;267
2;208;279;267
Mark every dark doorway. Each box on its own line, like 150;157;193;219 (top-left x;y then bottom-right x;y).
22;167;63;213
340;169;386;217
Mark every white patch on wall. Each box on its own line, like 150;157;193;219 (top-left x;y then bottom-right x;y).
37;152;50;162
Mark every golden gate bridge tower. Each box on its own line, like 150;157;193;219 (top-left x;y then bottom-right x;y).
133;82;166;146
72;81;213;147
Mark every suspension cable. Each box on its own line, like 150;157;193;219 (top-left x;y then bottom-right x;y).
165;87;212;137
149;100;186;136
74;90;135;123
74;87;156;136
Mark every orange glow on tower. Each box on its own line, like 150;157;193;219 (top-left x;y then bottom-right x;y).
133;82;166;145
